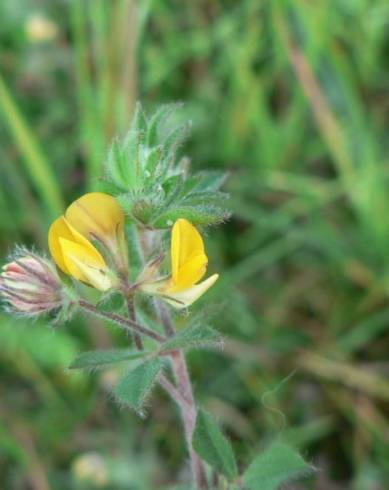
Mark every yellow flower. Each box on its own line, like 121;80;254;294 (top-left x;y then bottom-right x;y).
25;14;58;43
141;219;218;308
72;452;108;487
48;193;127;291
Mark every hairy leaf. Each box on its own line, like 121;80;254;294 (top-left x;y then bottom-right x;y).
69;349;147;370
153;205;229;228
162;323;221;352
192;409;238;480
112;358;164;410
244;441;314;490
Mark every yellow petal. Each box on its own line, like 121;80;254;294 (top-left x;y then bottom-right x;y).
171;219;207;288
48;216;74;274
59;237;111;291
139;277;170;296
49;216;105;274
162;274;219;309
65;192;125;242
167;252;208;292
67;255;112;291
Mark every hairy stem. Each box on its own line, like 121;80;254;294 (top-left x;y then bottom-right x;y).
172;350;208;489
120;293;191;437
155;299;175;337
158;374;190;409
134;228;208;488
78;300;166;343
125;295;144;350
157;300;209;489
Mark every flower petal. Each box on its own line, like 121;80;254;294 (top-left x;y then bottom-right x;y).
59;237;111;291
161;273;219;309
48;216;74;273
167;252;208;292
65;192;125;242
49;216;106;274
171;219;207;287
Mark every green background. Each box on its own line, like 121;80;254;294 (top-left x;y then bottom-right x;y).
1;0;389;488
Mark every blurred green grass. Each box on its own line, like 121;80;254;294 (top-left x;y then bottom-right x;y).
1;0;389;488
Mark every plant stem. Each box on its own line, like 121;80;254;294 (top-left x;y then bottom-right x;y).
172;350;209;489
78;300;166;343
125;295;144;350
80;300;208;486
120;295;189;429
134;230;208;487
158;375;190;409
155;299;175;337
156;300;209;490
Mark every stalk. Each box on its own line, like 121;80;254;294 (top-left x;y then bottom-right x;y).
122;285;144;350
131;228;209;488
119;222;209;487
120;286;207;486
156;300;209;489
172;350;209;489
78;300;166;343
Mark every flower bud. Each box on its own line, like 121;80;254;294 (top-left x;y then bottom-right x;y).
0;249;67;316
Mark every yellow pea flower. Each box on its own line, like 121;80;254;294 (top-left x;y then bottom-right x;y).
48;193;127;291
141;219;218;308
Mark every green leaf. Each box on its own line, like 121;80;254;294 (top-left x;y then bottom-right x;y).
162;323;221;351
192;409;238;480
162;174;184;198
125;222;146;280
130;102;147;134
195;171;228;191
0;74;63;217
121;130;144;190
244;442;313;490
132;197;163;224
146;103;178;147
105;104;148;191
112;358;164;411
153;205;229;228
182;190;229;206
163;121;191;159
106;139;127;190
144;145;163;176
69;349;147;370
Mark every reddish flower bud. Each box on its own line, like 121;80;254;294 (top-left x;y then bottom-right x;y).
0;249;67;316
